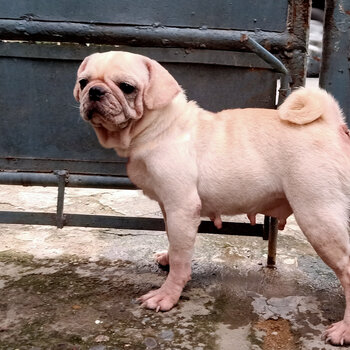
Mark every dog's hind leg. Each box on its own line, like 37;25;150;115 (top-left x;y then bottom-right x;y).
291;197;350;345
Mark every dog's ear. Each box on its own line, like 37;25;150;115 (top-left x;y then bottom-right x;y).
143;58;181;110
73;55;93;102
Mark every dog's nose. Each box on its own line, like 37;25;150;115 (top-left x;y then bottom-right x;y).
89;86;105;101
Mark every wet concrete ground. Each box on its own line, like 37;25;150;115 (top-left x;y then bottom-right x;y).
0;184;346;350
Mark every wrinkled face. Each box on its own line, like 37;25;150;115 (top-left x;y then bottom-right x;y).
74;52;149;131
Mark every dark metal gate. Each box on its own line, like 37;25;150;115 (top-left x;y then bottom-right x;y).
0;0;311;265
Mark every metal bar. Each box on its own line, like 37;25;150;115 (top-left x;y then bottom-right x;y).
0;211;265;237
0;19;297;51
263;215;270;241
55;170;67;229
0;211;57;226
0;41;272;70
198;221;264;237
241;35;288;75
68;175;135;189
0;158;128;177
0;172;136;189
65;214;166;231
267;217;278;267
241;35;291;105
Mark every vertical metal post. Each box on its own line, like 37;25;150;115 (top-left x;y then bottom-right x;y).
263;215;270;241
263;216;279;267
319;0;350;122
55;170;68;229
267;217;278;267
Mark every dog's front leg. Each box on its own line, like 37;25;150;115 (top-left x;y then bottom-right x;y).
139;199;201;311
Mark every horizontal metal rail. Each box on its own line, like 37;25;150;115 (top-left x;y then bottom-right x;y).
0;171;135;189
0;211;266;238
0;41;273;70
0;19;300;52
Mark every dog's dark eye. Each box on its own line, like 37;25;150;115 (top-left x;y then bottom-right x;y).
79;79;88;90
119;82;136;94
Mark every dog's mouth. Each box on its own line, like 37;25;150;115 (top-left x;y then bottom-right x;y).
82;104;130;130
86;111;130;130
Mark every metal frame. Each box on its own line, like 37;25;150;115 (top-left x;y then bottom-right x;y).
0;0;310;266
0;170;265;237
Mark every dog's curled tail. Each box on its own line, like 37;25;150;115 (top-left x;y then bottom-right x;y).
278;87;344;125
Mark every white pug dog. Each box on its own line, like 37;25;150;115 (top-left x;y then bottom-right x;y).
74;51;350;345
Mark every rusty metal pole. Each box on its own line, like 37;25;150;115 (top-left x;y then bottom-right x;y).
267;217;279;267
55;170;68;229
319;0;350;122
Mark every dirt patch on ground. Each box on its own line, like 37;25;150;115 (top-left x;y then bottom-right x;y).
255;318;296;350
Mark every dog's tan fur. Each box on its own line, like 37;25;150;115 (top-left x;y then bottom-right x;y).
74;51;350;345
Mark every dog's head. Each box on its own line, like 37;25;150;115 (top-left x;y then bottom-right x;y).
74;51;181;132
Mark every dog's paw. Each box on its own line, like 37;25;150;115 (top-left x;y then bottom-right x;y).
138;286;181;312
322;320;350;345
154;251;169;266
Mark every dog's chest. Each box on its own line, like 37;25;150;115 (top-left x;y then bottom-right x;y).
126;158;159;201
